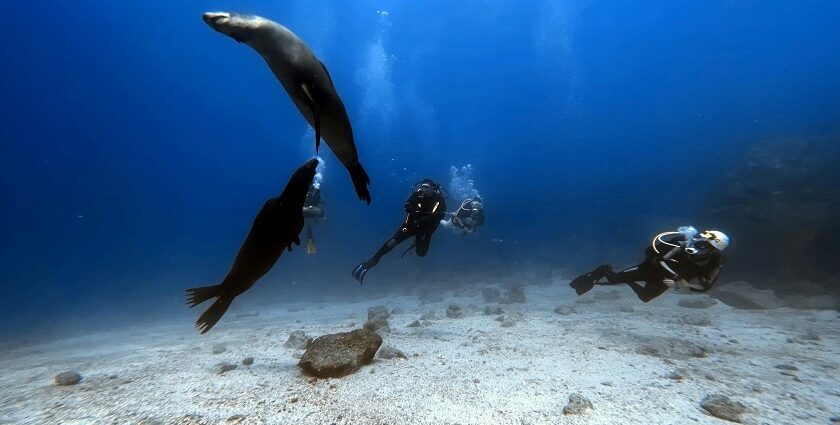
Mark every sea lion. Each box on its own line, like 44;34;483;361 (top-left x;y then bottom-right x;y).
186;158;318;334
202;11;371;204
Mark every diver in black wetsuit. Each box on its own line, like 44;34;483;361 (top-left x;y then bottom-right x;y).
352;179;447;284
302;183;325;254
442;197;485;235
569;228;730;302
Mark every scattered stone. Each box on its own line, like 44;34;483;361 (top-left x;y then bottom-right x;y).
242;357;254;366
367;305;390;320
407;320;422;328
363;314;391;334
593;290;620;301
54;371;82;386
214;362;237;374
226;414;246;423
446;304;463;319
501;286;526;304
562;393;594;415
710;281;782;310
484;305;504;315
298;329;383;378
419;311;438;320
665;371;685;381
284;330;313;349
390;307;406;315
377;346;407;360
212;344;227;354
774;364;798;371
619;306;634;313
678;297;718;309
482;287;502;303
553;306;574;315
700;394;747;423
499;314;520;328
681;313;712;327
635;337;708;359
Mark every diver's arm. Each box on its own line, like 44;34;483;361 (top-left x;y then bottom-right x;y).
688;265;720;293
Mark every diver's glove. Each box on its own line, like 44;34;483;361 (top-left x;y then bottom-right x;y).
352;261;375;285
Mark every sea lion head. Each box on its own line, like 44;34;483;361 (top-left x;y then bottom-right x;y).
202;12;268;43
283;158;320;202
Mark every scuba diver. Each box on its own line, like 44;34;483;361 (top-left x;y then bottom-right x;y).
442;196;485;235
302;182;325;254
569;227;730;302
352;179;447;284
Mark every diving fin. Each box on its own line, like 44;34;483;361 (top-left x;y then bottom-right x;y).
300;83;321;153
569;274;596;296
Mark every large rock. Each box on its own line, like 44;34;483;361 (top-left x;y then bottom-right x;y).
298;329;382;378
367;305;390;320
501;286;526;304
700;394;747;423
710;281;782;310
363;314;391;334
284;330;313;349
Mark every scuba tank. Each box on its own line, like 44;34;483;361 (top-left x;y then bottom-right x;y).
678;226;698;254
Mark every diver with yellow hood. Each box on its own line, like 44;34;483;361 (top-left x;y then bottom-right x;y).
569;226;730;302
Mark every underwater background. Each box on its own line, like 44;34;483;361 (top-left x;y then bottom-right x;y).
1;0;839;342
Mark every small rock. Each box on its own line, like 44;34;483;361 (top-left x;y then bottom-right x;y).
484;306;504;315
377;346;407;360
419;311;438;320
553;306;574;315
619;306;634;313
212;344;227;354
678;297;718;309
214;362;237;374
298;329;383;378
681;313;712;326
367;305;390;320
593;290;620;301
284;330;313;349
242;357;254;366
482;287;501;303
562;393;594;415
501;286;526;304
407;320;422;328
54;371;82;386
665;371;684;381
446;304;463;319
226;414;246;423
363;315;391;334
288;394;299;403
700;394;747;423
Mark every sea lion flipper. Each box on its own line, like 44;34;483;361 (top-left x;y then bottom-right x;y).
300;83;321;153
319;61;334;87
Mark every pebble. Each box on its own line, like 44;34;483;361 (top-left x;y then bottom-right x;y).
562;393;594;415
242;357;254;366
54;371;82;386
214;362;237;374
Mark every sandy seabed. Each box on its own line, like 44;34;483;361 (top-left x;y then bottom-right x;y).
1;282;838;425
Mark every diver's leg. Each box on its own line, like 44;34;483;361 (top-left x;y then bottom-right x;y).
600;264;647;284
353;224;417;283
624;279;669;302
414;219;441;257
570;264;613;295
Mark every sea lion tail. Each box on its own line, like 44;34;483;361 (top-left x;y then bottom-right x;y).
349;162;371;205
186;285;221;308
195;296;234;334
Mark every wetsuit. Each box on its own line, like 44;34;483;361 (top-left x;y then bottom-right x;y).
570;232;723;302
352;183;446;283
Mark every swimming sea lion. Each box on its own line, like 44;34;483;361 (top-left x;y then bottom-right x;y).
186;158;318;334
202;11;371;204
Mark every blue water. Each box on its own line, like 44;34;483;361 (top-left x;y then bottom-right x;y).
1;1;839;337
